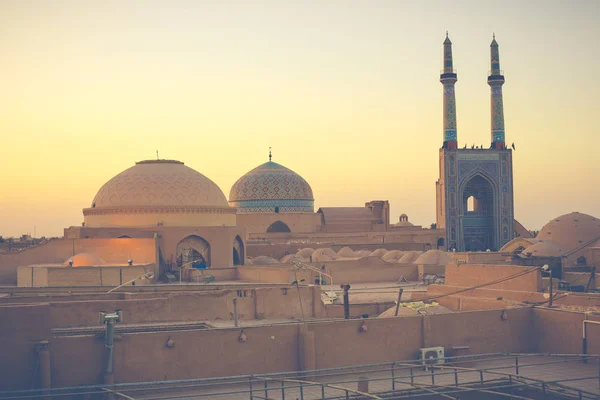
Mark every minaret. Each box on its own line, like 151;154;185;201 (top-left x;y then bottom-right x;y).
488;34;506;149
440;32;458;149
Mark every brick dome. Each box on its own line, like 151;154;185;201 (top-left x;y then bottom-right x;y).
83;160;235;228
90;160;228;208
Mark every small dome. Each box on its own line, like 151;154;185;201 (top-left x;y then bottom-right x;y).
354;250;372;258
229;161;314;212
91;160;228;208
370;248;388;258
280;254;308;263
398;251;423;264
522;241;564;257
337;247;356;258
296;248;316;259
395;213;414;227
537;212;600;252
250;256;279;265
414;250;453;265
382;250;406;262
63;253;107;267
312;248;338;262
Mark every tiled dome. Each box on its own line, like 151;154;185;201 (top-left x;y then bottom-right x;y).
229;161;314;212
91;160;229;209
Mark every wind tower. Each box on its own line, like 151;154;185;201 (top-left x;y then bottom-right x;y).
488;34;506;149
440;32;458;149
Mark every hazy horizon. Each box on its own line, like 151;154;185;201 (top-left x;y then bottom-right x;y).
1;0;599;237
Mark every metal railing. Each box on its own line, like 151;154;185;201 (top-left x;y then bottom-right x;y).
1;353;598;399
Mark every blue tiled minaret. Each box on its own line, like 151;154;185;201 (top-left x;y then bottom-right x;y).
440;32;458;149
488;34;506;149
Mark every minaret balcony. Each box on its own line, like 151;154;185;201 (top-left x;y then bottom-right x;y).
440;70;457;83
488;70;505;80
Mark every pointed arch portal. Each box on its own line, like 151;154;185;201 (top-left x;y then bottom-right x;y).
461;174;496;251
176;235;211;269
267;221;291;233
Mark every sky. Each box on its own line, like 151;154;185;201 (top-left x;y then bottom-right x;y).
1;0;599;238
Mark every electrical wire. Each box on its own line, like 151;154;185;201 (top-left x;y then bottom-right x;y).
394;267;539;304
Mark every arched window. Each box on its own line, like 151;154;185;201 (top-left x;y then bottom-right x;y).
233;235;244;266
267;221;291;233
467;196;475;212
437;238;445;248
577;256;587;266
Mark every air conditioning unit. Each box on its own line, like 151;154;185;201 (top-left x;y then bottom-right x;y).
420;347;445;367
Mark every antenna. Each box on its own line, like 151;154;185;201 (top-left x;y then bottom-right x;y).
156;150;159;160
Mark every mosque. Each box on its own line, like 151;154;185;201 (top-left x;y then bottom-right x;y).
1;34;598;287
53;149;439;283
1;35;600;398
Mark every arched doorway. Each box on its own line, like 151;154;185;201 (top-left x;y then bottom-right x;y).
437;238;445;249
233;235;244;266
267;221;291;233
461;174;496;251
510;245;526;255
176;235;210;269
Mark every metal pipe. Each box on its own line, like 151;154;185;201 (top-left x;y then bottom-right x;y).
341;284;351;319
548;269;553;308
100;311;121;379
233;298;239;328
582;319;600;359
107;272;153;294
394;289;404;316
105;318;116;375
36;341;51;397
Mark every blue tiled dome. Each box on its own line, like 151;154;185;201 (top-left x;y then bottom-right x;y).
229;161;314;212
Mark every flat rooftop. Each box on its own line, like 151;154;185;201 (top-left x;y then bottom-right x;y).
7;353;598;399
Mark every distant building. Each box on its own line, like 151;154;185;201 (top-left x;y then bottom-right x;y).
436;34;514;251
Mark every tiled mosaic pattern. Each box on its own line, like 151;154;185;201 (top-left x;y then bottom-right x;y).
229;161;314;212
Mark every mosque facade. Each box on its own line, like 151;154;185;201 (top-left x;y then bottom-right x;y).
436;34;515;252
66;159;247;279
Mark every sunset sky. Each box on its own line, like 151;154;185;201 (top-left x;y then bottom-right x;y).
1;0;599;237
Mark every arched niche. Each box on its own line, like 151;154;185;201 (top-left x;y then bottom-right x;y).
233;235;244;266
267;221;291;233
176;235;211;269
460;174;497;251
437;238;445;248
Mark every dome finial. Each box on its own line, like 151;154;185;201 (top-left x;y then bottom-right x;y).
269;147;272;162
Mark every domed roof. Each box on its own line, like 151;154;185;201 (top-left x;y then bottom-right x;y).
63;253;107;267
91;160;228;209
394;213;414;227
414;250;453;265
398;251;423;264
521;241;564;257
537;212;600;253
229;161;314;212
